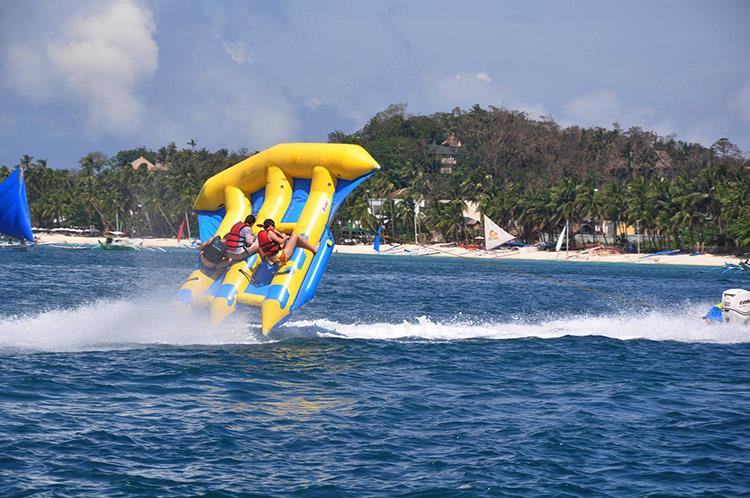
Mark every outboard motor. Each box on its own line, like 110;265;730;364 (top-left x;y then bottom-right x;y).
722;289;750;325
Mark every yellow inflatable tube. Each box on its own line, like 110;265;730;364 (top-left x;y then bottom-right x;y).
173;143;379;334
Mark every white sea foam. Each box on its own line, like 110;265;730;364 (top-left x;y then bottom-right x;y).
289;308;750;344
0;299;262;353
0;300;747;353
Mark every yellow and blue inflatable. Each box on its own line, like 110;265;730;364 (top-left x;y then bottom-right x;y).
174;143;379;334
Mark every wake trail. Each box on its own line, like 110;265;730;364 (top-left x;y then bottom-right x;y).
1;300;747;353
0;298;262;353
289;305;750;344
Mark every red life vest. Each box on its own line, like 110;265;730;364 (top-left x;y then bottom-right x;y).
257;228;281;256
225;222;250;251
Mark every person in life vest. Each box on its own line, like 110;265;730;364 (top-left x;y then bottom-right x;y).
256;218;318;265
198;234;231;276
225;214;260;261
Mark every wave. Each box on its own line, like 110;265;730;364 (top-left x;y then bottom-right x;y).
288;309;750;344
1;299;747;353
0;298;262;353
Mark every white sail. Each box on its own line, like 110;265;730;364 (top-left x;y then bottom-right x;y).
555;225;567;252
483;215;515;250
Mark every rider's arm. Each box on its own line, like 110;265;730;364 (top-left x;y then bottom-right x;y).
274;227;290;241
240;226;255;246
268;230;285;245
198;235;217;251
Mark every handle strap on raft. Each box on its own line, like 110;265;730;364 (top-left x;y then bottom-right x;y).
276;267;293;276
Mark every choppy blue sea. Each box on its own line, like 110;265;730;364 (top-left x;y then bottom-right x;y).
1;247;749;496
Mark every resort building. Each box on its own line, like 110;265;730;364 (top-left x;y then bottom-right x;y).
426;133;462;174
130;156;168;172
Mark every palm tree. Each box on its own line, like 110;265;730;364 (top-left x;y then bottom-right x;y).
394;198;415;241
517;187;552;243
652;179;681;249
547;178;578;246
671;175;705;248
575;180;605;243
344;195;377;233
719;172;750;248
624;176;653;250
548;178;578;224
423;195;467;243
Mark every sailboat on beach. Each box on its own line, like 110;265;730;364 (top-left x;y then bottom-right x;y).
483;215;515;250
555;223;567;253
0;168;35;250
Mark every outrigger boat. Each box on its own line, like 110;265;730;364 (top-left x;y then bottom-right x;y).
0;168;34;250
719;260;750;276
94;237;137;251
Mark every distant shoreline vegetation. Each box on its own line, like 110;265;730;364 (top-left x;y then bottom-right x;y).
2;104;749;252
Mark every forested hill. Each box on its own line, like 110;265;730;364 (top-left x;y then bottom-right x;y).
2;104;749;250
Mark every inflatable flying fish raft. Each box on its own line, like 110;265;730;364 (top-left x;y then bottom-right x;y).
174;143;379;333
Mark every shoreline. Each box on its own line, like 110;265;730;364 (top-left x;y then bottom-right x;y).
34;233;744;267
333;243;743;267
35;233;194;249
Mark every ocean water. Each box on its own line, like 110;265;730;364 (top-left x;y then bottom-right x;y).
1;247;749;496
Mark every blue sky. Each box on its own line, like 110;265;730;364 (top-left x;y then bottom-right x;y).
1;0;749;168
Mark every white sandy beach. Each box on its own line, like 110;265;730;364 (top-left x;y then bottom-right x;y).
35;233;191;249
333;242;744;267
34;233;745;267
